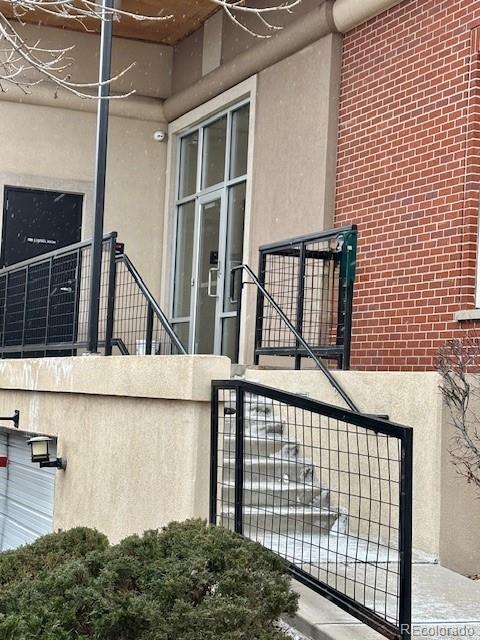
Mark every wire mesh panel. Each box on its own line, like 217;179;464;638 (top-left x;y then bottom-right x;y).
211;380;412;640
0;233;186;359
255;226;357;370
0;235;115;358
112;254;185;356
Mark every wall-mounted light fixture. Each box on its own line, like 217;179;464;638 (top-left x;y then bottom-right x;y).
0;410;20;429
27;436;66;470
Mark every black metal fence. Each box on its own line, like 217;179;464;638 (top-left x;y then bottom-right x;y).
252;226;357;369
210;379;413;640
0;232;185;358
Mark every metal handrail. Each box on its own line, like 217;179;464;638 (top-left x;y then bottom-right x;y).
230;263;359;413
115;253;187;356
258;224;357;253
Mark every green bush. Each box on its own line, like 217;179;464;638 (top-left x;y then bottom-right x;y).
0;520;298;640
0;526;109;592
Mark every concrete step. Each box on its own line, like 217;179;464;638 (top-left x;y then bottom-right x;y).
219;505;338;535
224;415;285;436
222;456;317;484
221;479;323;507
222;434;299;457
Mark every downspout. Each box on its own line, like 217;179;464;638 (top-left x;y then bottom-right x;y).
333;0;405;33
163;0;337;122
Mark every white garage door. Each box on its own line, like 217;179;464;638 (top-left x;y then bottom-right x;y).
0;430;56;550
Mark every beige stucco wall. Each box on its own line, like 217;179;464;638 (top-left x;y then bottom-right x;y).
0;356;230;543
243;368;480;574
250;32;341;250
0;24;171;295
0;98;167;295
439;382;480;576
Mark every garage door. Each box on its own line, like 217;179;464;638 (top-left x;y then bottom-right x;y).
0;430;56;550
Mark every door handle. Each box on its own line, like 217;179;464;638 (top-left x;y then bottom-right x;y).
207;266;219;298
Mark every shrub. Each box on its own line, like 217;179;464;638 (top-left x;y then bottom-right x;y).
0;520;298;640
0;526;109;592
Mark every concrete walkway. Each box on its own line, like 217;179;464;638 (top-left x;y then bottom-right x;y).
291;562;480;640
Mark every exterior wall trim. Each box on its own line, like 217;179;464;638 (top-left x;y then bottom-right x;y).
0;83;166;122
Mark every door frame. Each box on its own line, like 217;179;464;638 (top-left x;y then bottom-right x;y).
190;189;227;354
162;77;257;362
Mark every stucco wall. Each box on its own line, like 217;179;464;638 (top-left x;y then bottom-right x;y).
0;356;230;543
250;32;341;250
243;368;480;574
0;99;167;295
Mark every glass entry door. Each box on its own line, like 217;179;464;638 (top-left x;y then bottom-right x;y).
194;194;223;354
171;101;250;359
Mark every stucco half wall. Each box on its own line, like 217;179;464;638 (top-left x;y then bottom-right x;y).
243;368;480;576
0;356;230;544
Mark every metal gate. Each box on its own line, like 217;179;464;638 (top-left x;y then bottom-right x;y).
0;430;56;550
210;379;413;640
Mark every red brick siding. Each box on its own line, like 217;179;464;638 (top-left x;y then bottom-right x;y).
335;0;480;370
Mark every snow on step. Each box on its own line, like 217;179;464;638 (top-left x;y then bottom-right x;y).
220;505;339;535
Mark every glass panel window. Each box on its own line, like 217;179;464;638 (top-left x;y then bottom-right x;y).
178;132;198;198
223;182;246;313
173;201;195;318
202;116;227;188
230;105;250;179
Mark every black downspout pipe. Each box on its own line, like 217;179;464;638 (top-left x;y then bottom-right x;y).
87;0;114;354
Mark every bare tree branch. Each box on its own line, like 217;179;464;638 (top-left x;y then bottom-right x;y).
0;0;303;98
436;336;480;494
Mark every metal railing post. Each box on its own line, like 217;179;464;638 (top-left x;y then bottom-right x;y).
209;385;220;525
87;0;114;354
145;305;154;355
295;242;306;370
234;383;244;535
399;429;413;640
104;233;118;356
254;252;267;365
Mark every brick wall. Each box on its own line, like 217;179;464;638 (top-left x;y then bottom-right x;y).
335;0;480;370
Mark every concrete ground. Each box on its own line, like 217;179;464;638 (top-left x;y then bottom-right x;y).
289;561;480;640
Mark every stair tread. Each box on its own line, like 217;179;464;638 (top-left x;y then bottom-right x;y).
220;505;335;516
223;479;321;492
223;457;300;465
223;435;297;445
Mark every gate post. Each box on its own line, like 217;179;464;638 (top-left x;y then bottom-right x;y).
234;384;244;535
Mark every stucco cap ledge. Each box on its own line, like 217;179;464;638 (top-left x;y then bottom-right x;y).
0;355;231;402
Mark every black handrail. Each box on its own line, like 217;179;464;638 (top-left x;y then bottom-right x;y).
230;263;359;412
115;253;187;356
